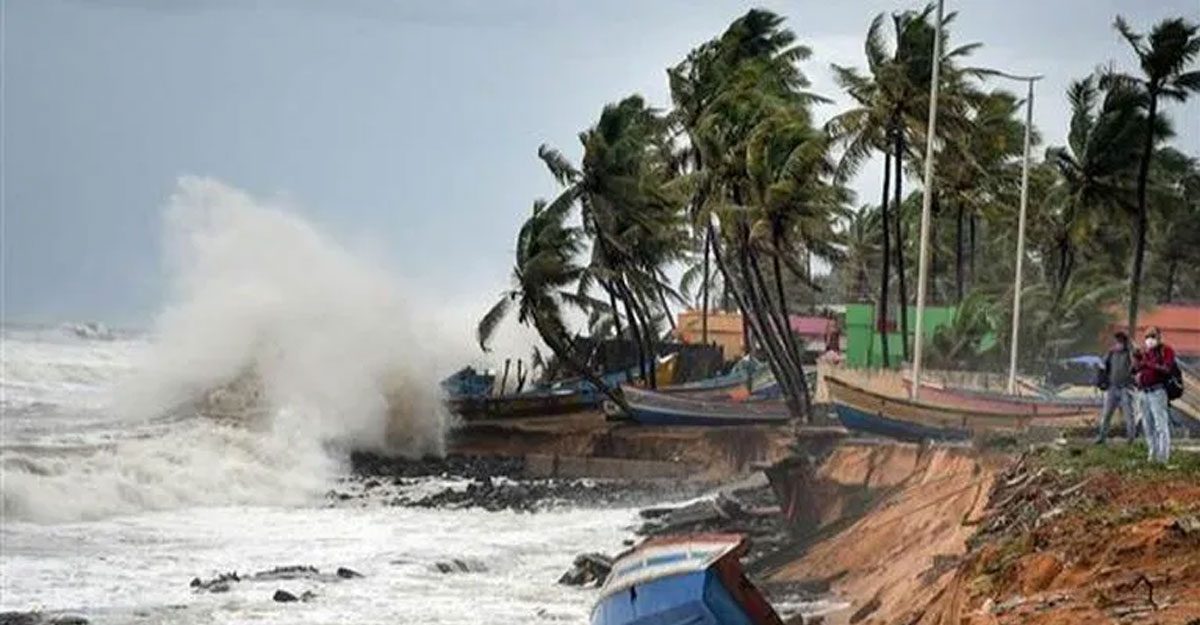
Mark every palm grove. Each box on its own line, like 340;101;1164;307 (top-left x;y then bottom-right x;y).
478;7;1200;420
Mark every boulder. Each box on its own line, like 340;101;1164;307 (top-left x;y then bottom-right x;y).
336;567;363;579
272;590;298;603
433;558;487;574
558;553;613;587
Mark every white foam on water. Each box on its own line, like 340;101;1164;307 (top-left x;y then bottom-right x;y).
0;503;639;624
1;177;471;523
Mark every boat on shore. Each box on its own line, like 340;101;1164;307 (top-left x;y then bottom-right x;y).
445;388;597;420
445;356;680;421
899;378;1100;417
591;533;784;625
620;386;791;426
826;375;1094;441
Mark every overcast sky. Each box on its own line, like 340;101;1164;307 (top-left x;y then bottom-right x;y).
4;0;1198;327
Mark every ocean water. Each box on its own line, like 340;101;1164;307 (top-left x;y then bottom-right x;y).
1;178;645;624
0;325;639;624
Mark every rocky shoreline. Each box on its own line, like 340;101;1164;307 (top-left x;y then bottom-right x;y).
338;452;716;512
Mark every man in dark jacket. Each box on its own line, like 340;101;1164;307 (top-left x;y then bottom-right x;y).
1132;326;1176;463
1095;332;1135;444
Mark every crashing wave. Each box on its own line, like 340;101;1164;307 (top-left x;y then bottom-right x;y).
1;177;455;523
61;322;115;341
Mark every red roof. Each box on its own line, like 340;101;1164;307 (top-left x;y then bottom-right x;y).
1114;304;1200;357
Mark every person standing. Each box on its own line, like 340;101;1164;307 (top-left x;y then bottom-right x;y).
1095;332;1136;444
1132;326;1176;463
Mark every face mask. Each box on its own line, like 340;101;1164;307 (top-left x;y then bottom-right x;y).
1144;338;1158;349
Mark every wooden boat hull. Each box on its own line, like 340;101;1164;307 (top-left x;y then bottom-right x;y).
827;376;1092;441
622;386;791;426
447;390;595;420
901;379;1100;417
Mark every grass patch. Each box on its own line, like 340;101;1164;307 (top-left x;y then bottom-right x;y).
1031;443;1200;481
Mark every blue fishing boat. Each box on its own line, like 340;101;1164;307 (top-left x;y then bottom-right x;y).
439;366;496;399
591;533;784;625
620;386;792;426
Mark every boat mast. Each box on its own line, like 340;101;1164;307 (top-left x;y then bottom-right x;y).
909;0;944;400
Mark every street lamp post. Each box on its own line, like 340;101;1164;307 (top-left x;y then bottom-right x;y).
992;72;1043;394
909;0;944;400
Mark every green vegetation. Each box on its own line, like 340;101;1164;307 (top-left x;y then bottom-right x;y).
480;6;1200;417
1033;443;1200;480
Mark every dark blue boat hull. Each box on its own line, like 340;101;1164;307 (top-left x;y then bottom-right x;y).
833;403;969;442
628;405;789;427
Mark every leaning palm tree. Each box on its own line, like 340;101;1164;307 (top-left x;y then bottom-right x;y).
477;200;628;410
668;8;823;349
537;95;688;387
1106;15;1200;334
666;9;830;419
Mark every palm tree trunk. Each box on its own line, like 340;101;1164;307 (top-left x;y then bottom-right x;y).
533;317;629;412
629;283;659;389
701;227;711;344
604;281;623;339
955;200;964;303
1165;259;1177;302
709;224;805;418
969;214;977;288
742;244;806;417
1128;95;1157;337
618;283;648;384
772;245;811;412
656;283;677;333
878;150;893;368
893;130;910;363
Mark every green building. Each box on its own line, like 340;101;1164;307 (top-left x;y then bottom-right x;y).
843;302;959;368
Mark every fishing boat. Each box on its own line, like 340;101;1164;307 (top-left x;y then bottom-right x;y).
591;533;784;625
826;375;1093;441
620;386;791;426
446;388;597;420
445;356;680;421
659;357;762;394
900;378;1101;417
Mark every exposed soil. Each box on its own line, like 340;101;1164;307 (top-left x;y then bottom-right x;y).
762;443;1003;625
913;446;1200;625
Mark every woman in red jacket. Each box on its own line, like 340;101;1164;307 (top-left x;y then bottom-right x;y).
1132;326;1176;463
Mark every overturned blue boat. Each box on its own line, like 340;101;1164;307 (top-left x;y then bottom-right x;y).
591;533;783;625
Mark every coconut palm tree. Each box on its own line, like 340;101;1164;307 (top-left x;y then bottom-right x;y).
1106;15;1200;334
936;89;1027;302
668;8;824;350
1044;76;1147;301
477;200;628;410
838;205;884;303
538;95;688;387
829;3;985;363
667;9;833;418
1147;148;1200;302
